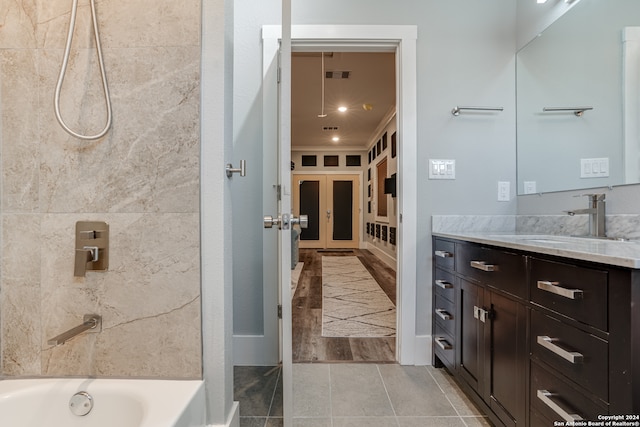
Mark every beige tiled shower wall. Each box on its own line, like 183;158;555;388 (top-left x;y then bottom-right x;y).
0;0;202;378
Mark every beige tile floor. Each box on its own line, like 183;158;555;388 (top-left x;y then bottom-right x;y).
292;364;492;427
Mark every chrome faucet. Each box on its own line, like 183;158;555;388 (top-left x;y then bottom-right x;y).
47;314;102;346
565;193;606;237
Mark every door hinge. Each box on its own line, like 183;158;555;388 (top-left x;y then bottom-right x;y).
277;46;282;84
277;304;282;319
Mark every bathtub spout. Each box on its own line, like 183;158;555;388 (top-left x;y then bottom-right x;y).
48;315;102;346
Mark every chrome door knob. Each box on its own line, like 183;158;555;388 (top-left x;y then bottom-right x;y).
263;215;282;229
292;215;308;229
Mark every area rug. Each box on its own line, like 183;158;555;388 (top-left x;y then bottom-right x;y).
321;256;396;337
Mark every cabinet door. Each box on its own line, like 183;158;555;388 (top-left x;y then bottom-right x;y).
486;291;527;427
458;278;484;394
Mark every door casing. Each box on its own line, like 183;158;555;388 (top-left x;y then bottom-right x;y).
263;24;419;366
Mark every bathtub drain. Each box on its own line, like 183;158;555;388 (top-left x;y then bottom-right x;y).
69;391;94;416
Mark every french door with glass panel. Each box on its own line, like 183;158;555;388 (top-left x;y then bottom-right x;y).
293;174;360;249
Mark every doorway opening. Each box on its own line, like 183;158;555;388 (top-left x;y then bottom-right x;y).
291;51;398;362
259;23;418;424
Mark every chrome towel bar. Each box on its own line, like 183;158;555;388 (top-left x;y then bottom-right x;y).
542;106;593;116
451;106;504;116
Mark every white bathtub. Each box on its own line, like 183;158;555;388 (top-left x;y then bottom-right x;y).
0;378;206;427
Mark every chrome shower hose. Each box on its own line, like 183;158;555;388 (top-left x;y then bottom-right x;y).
54;0;112;140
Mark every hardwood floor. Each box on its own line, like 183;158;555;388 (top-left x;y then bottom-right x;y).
292;248;396;363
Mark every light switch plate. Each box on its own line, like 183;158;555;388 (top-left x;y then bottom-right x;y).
580;158;609;178
429;159;455;180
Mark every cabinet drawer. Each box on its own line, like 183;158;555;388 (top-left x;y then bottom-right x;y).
434;324;455;368
530;258;608;331
434;293;455;336
457;244;527;299
531;310;608;401
531;361;607;422
530;407;556;427
434;268;455;302
434;239;455;271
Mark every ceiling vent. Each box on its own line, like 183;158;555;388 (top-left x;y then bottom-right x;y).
325;71;351;79
322;126;339;131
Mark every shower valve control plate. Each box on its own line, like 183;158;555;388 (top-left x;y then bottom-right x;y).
75;221;109;274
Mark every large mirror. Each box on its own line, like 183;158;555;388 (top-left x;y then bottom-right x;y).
517;0;640;194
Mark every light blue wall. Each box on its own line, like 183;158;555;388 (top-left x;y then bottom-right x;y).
232;0;517;345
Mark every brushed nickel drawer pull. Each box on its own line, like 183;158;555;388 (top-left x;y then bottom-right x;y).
435;337;452;350
470;260;495;271
537;280;584;300
536;336;584;364
479;308;488;323
537;390;583;422
435;309;452;320
435;250;453;258
472;306;488;322
435;280;453;289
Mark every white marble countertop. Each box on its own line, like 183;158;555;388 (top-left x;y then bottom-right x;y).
432;232;640;269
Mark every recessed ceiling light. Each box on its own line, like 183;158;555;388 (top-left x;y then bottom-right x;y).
332;136;340;142
338;106;347;113
537;0;547;3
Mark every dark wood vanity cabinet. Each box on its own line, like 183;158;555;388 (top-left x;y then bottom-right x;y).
434;238;527;427
529;258;638;420
456;243;527;427
433;237;639;427
433;239;457;371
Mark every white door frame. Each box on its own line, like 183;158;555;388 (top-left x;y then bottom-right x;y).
263;24;418;365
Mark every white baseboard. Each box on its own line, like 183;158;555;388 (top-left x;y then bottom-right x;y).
227;402;240;427
413;334;432;366
233;335;279;365
364;242;397;269
208;401;239;427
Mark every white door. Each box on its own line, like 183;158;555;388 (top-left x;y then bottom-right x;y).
262;5;294;423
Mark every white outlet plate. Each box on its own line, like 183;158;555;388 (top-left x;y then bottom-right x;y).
523;181;537;194
498;181;510;201
429;159;455;180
